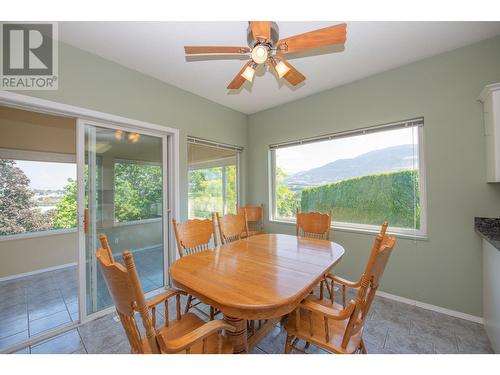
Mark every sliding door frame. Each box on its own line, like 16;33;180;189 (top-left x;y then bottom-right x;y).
0;91;180;331
76;119;173;322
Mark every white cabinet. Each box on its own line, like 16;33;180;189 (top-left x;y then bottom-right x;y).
479;83;500;182
483;239;500;353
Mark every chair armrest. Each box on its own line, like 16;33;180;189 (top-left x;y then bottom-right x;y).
158;320;236;353
146;288;187;328
326;274;362;289
146;288;186;309
300;298;356;321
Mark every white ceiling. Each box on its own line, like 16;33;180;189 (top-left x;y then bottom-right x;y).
59;22;500;114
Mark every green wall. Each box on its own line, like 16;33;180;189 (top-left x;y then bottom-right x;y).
14;42;248;221
13;35;500;316
247;36;500;317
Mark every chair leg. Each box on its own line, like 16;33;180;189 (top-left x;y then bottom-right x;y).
284;334;293;354
210;306;215;320
359;338;367;354
184;295;193;314
280;314;288;327
249;320;255;336
325;282;332;300
304;341;310;349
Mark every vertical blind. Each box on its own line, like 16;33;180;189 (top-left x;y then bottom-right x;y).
269;118;424;150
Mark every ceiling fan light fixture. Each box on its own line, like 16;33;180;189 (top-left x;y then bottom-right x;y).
274;59;290;78
128;132;141;144
186;21;347;90
241;64;256;82
251;45;268;64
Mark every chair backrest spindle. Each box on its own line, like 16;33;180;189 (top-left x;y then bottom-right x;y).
123;251;160;354
99;233;115;263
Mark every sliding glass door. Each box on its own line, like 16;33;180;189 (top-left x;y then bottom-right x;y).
81;122;167;315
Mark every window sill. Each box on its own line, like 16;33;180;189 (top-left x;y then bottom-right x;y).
113;217;162;227
268;219;429;241
0;228;78;242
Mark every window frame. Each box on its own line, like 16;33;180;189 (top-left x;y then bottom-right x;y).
268;120;427;239
0;148;78;241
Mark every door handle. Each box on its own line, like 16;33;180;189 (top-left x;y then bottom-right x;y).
84;208;89;234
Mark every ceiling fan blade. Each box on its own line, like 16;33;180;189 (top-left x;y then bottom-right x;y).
277;23;347;54
227;60;253;90
249;21;271;42
184;46;250;54
186;54;250;62
270;57;306;86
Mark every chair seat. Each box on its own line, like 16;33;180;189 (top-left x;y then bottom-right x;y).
143;313;233;354
284;296;363;354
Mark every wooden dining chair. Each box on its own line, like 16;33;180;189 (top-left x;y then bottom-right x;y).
216;211;249;244
283;223;396;354
296;209;332;240
296;209;333;298
96;246;235;354
172;214;218;258
172;215;219;319
320;222;389;305
238;204;264;238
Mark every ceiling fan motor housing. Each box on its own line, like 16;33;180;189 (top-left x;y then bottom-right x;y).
247;21;279;47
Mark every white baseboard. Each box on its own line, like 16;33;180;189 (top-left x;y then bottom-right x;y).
0;262;77;282
130;244;162;253
0;245;159;283
376;290;483;324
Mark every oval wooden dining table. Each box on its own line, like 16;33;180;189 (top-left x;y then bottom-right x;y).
169;233;345;353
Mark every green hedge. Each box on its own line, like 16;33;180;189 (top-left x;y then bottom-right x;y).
300;170;420;229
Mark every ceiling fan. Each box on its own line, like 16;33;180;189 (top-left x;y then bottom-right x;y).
184;21;347;90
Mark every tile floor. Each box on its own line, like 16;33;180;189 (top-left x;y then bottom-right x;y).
6;290;494;354
0;247;163;351
95;246;164;310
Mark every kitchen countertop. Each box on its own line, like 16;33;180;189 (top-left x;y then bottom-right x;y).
475;217;500;251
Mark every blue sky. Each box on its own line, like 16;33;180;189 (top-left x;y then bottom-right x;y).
15;160;77;190
276;127;418;174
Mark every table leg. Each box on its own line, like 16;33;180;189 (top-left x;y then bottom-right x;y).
224;315;248;353
247;318;280;350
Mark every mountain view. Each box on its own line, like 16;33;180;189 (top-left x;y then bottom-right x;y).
286;144;417;191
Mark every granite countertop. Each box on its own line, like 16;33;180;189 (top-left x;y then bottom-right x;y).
475;217;500;250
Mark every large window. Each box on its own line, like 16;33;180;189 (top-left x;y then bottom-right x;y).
0;152;77;237
270;119;426;236
188;138;240;219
